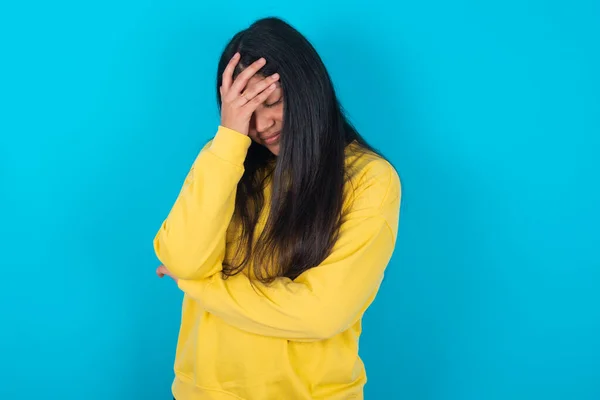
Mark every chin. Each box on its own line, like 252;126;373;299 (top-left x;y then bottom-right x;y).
267;143;280;155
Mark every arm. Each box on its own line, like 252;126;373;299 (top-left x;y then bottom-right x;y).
154;54;280;280
177;162;402;341
153;126;251;280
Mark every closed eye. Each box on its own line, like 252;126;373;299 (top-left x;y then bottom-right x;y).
264;98;282;108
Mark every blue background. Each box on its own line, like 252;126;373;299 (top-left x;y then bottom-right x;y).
1;0;599;399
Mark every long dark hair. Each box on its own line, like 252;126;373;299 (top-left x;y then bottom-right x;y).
216;17;383;283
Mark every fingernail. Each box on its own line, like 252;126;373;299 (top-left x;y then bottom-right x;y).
272;73;279;79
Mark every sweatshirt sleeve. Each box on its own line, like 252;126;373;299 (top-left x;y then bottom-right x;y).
153;126;251;280
177;160;401;341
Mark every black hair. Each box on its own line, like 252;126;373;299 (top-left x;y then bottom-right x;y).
216;17;384;283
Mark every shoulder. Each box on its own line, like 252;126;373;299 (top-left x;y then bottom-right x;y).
344;144;401;211
342;144;402;239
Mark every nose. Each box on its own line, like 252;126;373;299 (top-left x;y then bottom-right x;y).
253;108;275;134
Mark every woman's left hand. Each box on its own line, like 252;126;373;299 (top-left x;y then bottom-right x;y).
156;265;178;283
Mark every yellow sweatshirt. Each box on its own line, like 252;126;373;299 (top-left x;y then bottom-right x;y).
154;126;401;400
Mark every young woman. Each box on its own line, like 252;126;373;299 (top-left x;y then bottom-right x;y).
155;17;401;400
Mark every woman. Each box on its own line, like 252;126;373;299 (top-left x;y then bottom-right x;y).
155;17;401;400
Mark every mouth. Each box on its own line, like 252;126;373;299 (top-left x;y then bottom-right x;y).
261;131;281;145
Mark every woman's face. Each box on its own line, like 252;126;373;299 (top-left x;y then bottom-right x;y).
245;74;284;155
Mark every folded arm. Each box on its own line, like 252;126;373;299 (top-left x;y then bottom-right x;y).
178;161;402;341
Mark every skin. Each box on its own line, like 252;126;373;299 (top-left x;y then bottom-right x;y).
246;74;284;156
219;53;285;156
157;53;284;281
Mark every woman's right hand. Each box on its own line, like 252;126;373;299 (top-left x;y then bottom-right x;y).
220;53;280;136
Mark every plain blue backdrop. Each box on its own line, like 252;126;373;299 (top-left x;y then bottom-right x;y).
1;0;599;399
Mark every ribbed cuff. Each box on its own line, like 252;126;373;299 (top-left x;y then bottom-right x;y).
177;279;192;293
177;278;211;302
209;126;252;166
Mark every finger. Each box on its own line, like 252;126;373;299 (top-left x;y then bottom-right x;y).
157;265;170;278
234;73;279;106
228;57;267;98
242;83;277;112
231;74;279;108
221;52;240;93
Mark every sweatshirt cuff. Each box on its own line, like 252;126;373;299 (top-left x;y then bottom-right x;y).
209;126;252;166
177;279;191;293
177;278;210;300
